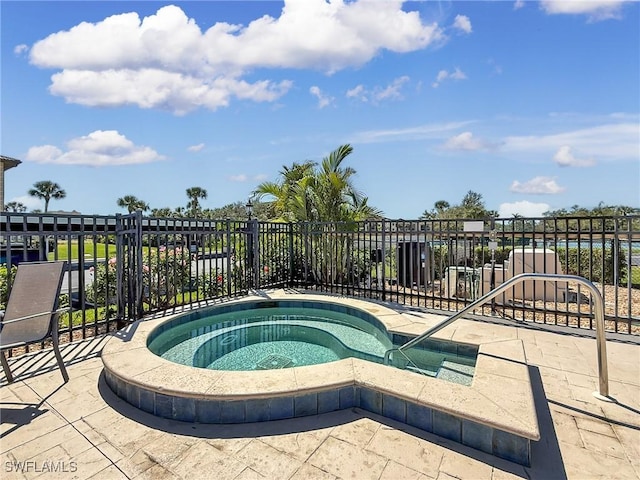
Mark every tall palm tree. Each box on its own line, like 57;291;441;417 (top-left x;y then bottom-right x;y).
313;144;382;222
254;145;381;222
117;195;149;213
254;145;381;284
254;161;316;221
28;181;66;213
186;187;207;216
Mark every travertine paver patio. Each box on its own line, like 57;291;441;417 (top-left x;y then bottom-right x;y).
1;301;639;480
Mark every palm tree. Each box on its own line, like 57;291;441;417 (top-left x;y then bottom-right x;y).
4;201;27;212
254;161;317;221
150;207;173;218
254;145;381;222
255;145;381;284
117;195;149;213
186;187;207;216
28;181;66;213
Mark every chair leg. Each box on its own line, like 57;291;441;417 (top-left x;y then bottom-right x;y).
0;350;14;383
51;332;69;383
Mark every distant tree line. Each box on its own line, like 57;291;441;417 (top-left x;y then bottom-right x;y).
3;159;638;222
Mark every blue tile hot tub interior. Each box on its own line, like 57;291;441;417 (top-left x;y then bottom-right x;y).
146;299;478;384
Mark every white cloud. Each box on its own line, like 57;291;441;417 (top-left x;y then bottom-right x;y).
25;130;165;166
553;145;596;167
8;194;43;211
188;143;205;152
431;67;466;88
14;44;28;55
229;173;268;182
453;15;472;34
514;0;526;10
351;121;473;144
28;2;444;114
47;68;292;115
502;123;638;161
442;131;493;151
310;85;334;108
499;200;551;218
347;76;410;103
372;76;410;102
540;0;626;20
510;176;565;194
346;84;367;102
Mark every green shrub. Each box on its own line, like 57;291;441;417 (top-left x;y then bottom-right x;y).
87;259;118;305
554;247;625;284
0;264;17;309
143;247;192;309
197;271;226;297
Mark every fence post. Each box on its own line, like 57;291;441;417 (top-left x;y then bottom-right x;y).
225;219;233;295
115;214;125;327
252;219;260;289
134;210;144;320
382;220;387;302
288;222;295;287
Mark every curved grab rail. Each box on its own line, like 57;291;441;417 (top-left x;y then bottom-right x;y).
385;273;611;401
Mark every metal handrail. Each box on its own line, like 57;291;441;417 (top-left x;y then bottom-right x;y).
385;273;612;401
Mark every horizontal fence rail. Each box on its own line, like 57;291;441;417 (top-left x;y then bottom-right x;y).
1;212;639;355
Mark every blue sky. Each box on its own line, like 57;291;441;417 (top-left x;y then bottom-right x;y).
2;0;639;219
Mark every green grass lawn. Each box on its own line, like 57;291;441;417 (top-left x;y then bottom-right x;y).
48;241;117;261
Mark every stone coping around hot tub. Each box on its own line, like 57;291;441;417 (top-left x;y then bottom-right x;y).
101;292;539;442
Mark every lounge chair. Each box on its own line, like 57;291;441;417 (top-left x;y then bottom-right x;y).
0;261;69;383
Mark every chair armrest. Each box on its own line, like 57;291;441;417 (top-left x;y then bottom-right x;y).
0;308;70;325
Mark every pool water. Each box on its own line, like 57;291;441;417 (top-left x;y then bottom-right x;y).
147;303;477;385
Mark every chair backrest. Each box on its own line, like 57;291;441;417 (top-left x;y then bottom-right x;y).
1;261;66;345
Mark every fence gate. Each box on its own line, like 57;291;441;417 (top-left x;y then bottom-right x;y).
116;211;144;323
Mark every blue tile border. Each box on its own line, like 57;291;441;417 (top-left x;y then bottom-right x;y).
317;389;340;414
433;410;462;443
106;377;531;467
294;393;318;417
270;396;294;420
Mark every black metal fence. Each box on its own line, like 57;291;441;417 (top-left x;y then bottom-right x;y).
2;212;639;354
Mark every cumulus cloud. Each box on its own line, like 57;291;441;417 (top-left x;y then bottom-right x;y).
346;76;410;103
499;200;551;218
188;143;205;152
442;131;494;151
553;145;596;167
310;85;334;108
28;2;444;114
453;15;472;34
510;176;565;194
432;67;466;88
25;130;165;166
540;0;626;20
